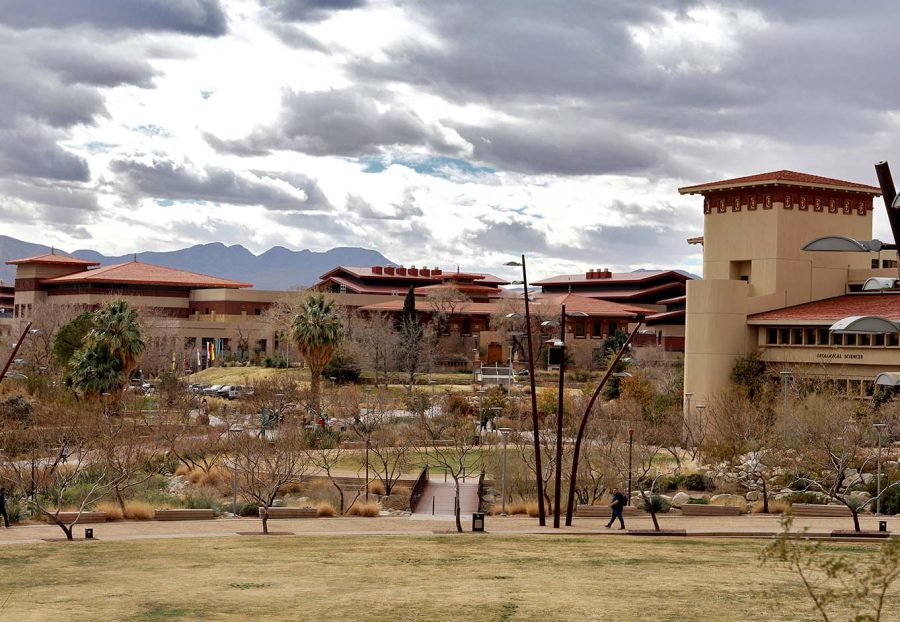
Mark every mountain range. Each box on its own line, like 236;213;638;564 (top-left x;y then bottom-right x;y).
0;236;394;290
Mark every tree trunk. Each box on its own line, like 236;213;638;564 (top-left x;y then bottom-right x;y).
852;509;860;532
761;478;769;514
262;514;269;535
61;523;73;541
115;487;127;515
454;483;462;533
310;369;321;417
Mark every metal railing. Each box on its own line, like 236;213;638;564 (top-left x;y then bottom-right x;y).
409;465;429;512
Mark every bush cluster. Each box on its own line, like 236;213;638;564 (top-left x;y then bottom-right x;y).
784;491;824;505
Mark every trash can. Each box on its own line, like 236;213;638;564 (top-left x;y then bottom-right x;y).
879;520;888;532
472;512;485;532
85;528;94;540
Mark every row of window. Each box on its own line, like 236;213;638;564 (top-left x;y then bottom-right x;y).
765;326;900;347
12;303;32;319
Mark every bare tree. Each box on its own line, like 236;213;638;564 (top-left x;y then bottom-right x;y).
426;286;470;343
354;313;397;390
364;415;414;496
233;428;312;534
419;396;483;532
97;416;162;514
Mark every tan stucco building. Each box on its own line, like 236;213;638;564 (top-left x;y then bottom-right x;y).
679;169;900;405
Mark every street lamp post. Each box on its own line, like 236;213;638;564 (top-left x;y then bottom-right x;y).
683;392;692;449
499;427;512;516
695;404;706;439
228;425;242;517
504;256;546;526
874;422;888;516
627;428;634;506
428;379;437;418
779;371;792;439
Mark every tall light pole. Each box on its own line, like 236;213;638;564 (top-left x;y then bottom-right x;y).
228;425;242;517
627;428;634;506
695;404;706;439
499;427;512;516
874;422;887;516
0;321;33;384
683;392;692;449
779;371;792;439
504;256;545;526
428;379;437;418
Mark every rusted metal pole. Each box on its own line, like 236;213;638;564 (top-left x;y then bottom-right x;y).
874;161;900;281
521;255;546;526
553;304;566;528
0;321;33;384
564;322;641;525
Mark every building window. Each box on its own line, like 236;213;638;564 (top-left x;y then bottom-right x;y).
830;332;843;346
883;260;898;269
890;333;900;347
874;334;885;347
461;319;471;336
791;328;803;345
805;328;816;345
575;320;586;338
592;320;602;337
13;304;17;318
766;328;778;345
778;328;789;345
255;308;261;315
817;328;829;345
859;334;871;347
609;322;618;334
845;334;857;346
872;258;880;269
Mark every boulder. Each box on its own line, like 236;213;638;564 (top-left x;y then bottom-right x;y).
886;461;898;471
861;473;875;486
709;494;746;508
843;468;859;478
850;490;871;503
671;492;691;508
746;491;760;502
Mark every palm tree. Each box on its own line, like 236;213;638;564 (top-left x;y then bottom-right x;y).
291;294;343;417
69;300;145;398
90;299;145;384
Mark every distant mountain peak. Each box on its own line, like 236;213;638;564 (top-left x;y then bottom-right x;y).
0;236;394;290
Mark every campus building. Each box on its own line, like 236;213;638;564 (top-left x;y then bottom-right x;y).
532;269;692;351
679;169;899;404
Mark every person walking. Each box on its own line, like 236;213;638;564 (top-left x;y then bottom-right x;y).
0;488;10;528
605;487;627;529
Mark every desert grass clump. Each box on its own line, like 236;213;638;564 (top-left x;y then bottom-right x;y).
94;500;124;521
124;501;154;520
710;495;747;512
526;499;546;518
347;500;381;517
752;498;790;514
367;480;386;495
316;501;337;517
173;464;190;477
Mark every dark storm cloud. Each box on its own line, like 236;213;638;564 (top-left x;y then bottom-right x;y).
0;0;228;35
575;224;694;266
346;191;423;220
0;124;90;182
470;220;549;254
110;158;327;211
206;88;464;157
452;117;664;176
261;0;367;22
0;179;99;212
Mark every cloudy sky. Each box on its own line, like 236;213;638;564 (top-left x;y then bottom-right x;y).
2;0;900;281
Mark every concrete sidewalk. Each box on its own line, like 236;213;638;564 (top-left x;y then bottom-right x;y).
0;513;897;545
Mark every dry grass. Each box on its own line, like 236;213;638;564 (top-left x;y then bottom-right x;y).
752;499;791;514
315;502;336;517
710;496;748;512
490;499;529;516
346;501;381;517
367;480;386;495
174;464;190;477
187;467;229;490
93;501;124;521
124;501;155;520
526;499;550;518
0;535;888;620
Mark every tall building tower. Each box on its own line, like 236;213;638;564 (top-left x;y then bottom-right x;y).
678;170;882;402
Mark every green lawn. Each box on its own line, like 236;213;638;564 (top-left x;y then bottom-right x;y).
0;535;890;620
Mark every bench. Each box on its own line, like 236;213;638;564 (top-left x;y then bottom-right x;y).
576;505;642;518
259;507;317;519
680;504;742;516
155;509;216;521
791;503;853;517
50;511;107;524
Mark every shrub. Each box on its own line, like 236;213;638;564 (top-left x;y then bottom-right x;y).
505;499;528;516
238;501;262;517
784;492;824;505
123;501;155;520
347;501;380;517
174;465;190;477
879;486;900;515
183;486;222;515
94;501;124;521
5;498;24;524
323;348;361;384
687;496;709;505
752;499;790;514
684;473;714;492
316;502;337;517
367;480;386;495
647;495;671;513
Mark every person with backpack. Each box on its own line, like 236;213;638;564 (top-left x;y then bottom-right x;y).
606;487;627;529
0;488;11;528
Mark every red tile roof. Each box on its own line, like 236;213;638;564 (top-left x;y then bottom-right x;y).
41;261;251;289
534;293;654;317
414;283;501;297
533;270;689;286
679;170;881;195
359;300;501;315
318;266;509;286
748;294;900;322
657;295;686;305
645;309;686;324
6;252;99;267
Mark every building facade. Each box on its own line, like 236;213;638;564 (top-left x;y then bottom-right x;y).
679;169;894;404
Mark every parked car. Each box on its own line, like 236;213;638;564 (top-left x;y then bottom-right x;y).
216;385;234;399
224;385;252;400
188;383;206;394
203;384;223;396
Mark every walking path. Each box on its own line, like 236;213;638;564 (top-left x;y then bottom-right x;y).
413;480;480;516
0;514;897;546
